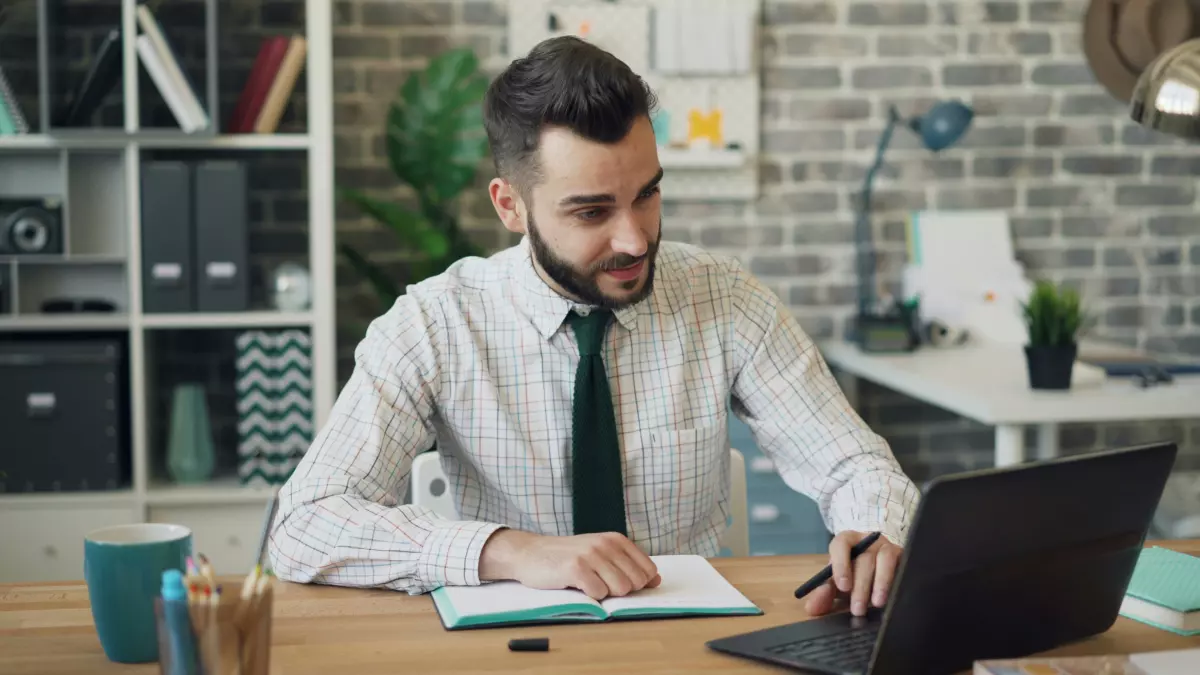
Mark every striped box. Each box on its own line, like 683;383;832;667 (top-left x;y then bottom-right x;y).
235;330;314;486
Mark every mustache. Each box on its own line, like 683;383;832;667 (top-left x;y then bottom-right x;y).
595;253;645;272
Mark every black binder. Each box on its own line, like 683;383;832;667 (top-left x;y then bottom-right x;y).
140;161;194;313
0;262;11;314
194;161;249;312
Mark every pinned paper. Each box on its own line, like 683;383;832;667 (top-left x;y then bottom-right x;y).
652;110;672;146
688;108;723;147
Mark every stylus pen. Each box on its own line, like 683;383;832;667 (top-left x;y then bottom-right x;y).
794;531;882;599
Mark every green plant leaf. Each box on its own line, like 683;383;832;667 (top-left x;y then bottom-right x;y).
1022;279;1087;347
427;48;480;93
338;243;399;313
337;46;489;313
340;188;450;259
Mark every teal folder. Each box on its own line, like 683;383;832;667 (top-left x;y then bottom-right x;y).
1118;546;1200;636
430;555;762;630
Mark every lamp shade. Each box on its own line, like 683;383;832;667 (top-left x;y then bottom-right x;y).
911;100;974;152
1130;38;1200;140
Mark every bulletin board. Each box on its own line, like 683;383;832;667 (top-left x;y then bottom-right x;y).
507;0;762;201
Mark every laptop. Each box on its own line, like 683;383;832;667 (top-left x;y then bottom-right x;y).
706;442;1179;675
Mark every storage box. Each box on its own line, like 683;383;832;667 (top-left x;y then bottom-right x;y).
0;340;130;492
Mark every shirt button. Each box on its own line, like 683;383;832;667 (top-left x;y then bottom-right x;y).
576;307;590;316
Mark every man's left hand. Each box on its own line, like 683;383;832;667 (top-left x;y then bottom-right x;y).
804;530;903;618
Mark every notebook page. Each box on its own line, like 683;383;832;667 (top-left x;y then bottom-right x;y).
599;555;757;614
437;581;600;619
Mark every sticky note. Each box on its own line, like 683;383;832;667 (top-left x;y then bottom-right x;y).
688;108;723;147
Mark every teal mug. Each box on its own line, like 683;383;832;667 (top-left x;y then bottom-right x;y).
84;523;193;663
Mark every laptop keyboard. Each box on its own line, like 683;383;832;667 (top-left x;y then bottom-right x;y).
764;624;879;672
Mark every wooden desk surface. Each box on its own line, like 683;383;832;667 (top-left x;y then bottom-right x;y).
3;541;1199;674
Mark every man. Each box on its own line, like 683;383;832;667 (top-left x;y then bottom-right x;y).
269;36;920;619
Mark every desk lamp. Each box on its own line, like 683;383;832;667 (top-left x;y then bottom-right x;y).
1129;39;1200;139
854;100;974;353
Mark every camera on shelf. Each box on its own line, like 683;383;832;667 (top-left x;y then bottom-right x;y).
0;197;64;256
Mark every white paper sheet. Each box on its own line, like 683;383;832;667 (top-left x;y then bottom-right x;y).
599;555;757;614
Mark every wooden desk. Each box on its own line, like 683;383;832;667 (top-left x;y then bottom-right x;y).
3;541;1199;674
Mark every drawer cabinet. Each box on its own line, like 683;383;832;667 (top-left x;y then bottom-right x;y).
148;504;269;575
0;502;140;582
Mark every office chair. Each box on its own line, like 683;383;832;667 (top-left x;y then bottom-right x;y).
411;448;751;557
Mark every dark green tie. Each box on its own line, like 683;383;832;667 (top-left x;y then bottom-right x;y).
567;309;627;536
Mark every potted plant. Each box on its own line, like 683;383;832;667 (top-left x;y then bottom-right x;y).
338;47;490;319
1022;280;1087;390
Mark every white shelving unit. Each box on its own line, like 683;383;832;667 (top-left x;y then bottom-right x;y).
0;0;335;582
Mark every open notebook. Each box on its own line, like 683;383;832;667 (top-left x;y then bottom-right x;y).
431;555;762;630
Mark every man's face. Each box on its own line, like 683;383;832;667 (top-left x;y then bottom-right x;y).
496;116;663;310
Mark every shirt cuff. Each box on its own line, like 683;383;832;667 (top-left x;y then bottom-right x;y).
416;520;507;589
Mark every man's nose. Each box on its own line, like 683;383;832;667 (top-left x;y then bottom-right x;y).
609;214;648;258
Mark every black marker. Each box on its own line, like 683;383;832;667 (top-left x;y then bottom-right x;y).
508;637;549;652
794;531;882;599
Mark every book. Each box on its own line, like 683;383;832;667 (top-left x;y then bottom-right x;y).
228;36;291;133
0;66;29;133
56;27;122;127
975;648;1200;674
1119;546;1200;636
431;554;762;630
252;35;306;133
0;96;14;135
136;34;199;132
136;4;209;131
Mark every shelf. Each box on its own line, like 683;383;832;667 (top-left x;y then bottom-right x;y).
146;477;278;506
0;254;126;265
658;146;747;169
140;133;311;150
0;489;137;508
0;314;130;331
0;133;310;151
141;311;314;329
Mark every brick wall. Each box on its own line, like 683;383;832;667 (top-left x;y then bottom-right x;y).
329;0;1199;474
4;1;1194;477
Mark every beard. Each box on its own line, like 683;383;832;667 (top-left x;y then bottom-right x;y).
526;211;660;311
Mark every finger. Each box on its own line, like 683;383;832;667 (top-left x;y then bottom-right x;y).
872;544;900;607
647;573;662;588
590;554;637;597
829;533;855;593
804;579;838;616
571;564;610;601
608;547;653;591
851;547;877;617
609;534;658;587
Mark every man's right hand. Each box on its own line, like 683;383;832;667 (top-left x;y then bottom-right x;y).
479;529;661;600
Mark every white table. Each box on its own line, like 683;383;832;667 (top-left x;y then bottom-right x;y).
819;340;1200;467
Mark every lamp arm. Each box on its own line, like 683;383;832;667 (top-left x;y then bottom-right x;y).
855;105;904;316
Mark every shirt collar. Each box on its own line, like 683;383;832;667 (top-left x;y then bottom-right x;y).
510;236;642;340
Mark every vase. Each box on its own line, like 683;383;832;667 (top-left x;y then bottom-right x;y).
1024;343;1077;390
167;383;215;483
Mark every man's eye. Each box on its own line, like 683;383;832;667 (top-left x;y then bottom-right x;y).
577;209;604;221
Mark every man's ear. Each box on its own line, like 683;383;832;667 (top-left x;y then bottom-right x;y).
489;178;526;235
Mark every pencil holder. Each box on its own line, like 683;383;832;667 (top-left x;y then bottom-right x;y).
154;588;274;675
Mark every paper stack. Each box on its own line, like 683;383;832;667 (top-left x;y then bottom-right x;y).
902;209;1032;345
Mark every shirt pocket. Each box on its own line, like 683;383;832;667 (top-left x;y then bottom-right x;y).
626;422;728;549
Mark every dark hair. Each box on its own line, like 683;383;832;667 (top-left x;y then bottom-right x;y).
483;36;658;193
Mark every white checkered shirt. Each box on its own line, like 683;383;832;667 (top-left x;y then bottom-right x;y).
269;238;920;594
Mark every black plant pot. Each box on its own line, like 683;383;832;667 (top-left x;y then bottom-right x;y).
1024;343;1078;390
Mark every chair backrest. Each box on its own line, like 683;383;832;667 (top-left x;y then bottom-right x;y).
410;448;750;557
